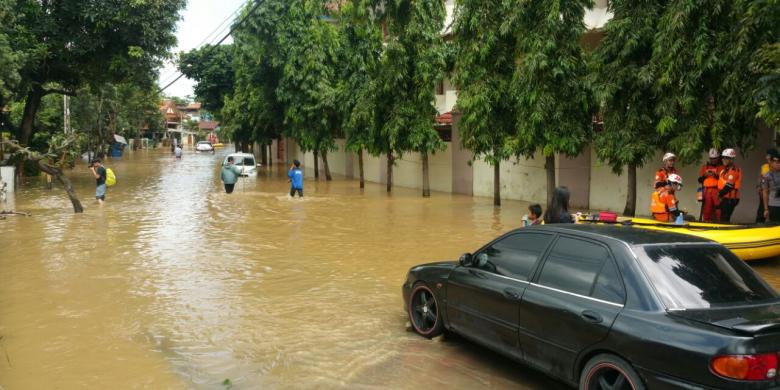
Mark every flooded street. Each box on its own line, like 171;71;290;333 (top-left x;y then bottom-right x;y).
1;148;568;389
3;149;780;389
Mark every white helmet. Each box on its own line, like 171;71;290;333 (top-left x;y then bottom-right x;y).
668;173;683;185
708;148;720;158
662;152;676;162
722;148;737;158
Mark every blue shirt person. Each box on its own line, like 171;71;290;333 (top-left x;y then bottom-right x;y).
288;159;304;197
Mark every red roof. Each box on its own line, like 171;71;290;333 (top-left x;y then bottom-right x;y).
435;111;453;125
199;121;219;130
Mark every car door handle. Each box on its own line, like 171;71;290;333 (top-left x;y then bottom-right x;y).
580;310;603;324
503;288;522;300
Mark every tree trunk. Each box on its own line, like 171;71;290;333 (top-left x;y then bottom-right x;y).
322;149;332;181
545;154;556;210
267;144;273;167
313;150;320;179
19;85;44;145
358;148;365;189
422;152;431;197
261;144;268;166
38;162;83;213
493;161;501;206
623;162;637;217
386;151;394;193
235;141;240;152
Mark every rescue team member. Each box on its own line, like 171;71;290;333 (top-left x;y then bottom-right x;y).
655;152;678;189
698;148;722;222
651;174;683;222
757;148;778;223
718;148;742;223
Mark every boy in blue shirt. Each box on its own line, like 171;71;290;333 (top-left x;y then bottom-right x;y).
288;159;304;197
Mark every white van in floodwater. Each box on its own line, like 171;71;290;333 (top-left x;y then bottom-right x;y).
223;153;258;176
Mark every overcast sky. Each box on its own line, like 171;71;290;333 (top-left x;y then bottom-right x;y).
157;0;248;99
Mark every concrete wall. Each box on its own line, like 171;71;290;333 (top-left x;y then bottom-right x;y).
559;146;591;209
472;152;549;205
451;114;473;195
281;124;776;223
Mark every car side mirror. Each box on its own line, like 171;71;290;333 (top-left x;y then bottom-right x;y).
459;253;473;267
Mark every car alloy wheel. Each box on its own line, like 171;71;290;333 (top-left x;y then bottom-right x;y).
408;283;443;338
581;354;644;390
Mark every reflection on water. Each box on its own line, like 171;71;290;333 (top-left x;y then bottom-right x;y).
0;148;563;389
4;148;779;389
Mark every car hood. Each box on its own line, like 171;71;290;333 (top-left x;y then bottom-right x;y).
670;303;780;335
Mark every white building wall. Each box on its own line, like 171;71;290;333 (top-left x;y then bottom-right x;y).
472;153;549;205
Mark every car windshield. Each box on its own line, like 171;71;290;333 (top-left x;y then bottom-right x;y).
197;141;210;145
635;244;778;310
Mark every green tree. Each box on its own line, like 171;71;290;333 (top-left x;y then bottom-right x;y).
372;0;447;196
178;44;235;117
0;0;20;110
591;0;666;216
336;0;384;188
451;0;517;206
740;0;780;128
276;0;341;181
510;0;594;208
224;0;287;157
8;0;185;145
652;0;767;161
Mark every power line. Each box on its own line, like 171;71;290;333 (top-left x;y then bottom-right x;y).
157;3;244;87
159;0;264;94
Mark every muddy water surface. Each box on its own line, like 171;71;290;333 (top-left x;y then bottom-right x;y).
2;148;780;389
0;149;565;389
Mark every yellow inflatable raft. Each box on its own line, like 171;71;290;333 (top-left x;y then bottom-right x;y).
581;216;780;261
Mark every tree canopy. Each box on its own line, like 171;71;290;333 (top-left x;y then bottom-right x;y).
5;0;185;144
178;44;235;117
452;0;518;206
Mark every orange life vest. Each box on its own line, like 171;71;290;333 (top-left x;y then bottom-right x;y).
651;190;677;222
718;165;742;199
654;167;678;187
699;163;721;188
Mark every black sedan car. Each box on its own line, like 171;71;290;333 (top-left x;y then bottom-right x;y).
402;224;780;389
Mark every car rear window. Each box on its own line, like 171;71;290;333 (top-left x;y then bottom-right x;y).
636;245;778;309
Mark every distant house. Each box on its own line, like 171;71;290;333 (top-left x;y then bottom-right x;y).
179;102;202;122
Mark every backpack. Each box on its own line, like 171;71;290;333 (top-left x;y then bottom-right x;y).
105;168;117;187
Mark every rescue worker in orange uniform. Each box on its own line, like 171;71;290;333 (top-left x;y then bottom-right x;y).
718;148;742;223
651;174;683;222
698;148;722;222
655;152;678;189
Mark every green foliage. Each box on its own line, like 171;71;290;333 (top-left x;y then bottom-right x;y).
223;0;288;146
451;0;516;167
0;0;20;108
372;0;447;157
591;0;665;174
742;0;780;128
275;0;340;155
651;0;771;162
510;0;594;159
336;0;385;155
5;0;185;143
178;44;235;116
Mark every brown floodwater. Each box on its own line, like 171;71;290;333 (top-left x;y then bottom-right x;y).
1;148;780;389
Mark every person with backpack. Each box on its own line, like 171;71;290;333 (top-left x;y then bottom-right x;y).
90;158;107;204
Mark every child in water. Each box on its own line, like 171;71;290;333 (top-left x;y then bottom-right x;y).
523;204;543;226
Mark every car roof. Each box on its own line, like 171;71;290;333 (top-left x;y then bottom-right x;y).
522;223;714;245
226;153;254;157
